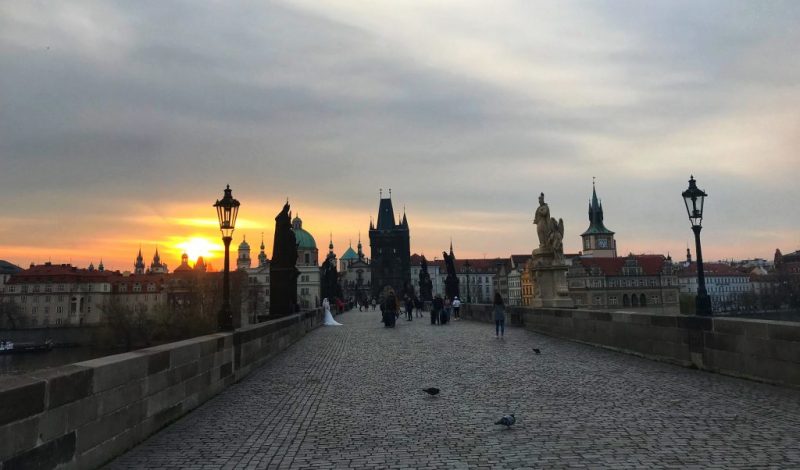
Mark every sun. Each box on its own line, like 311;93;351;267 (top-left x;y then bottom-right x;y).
176;237;219;262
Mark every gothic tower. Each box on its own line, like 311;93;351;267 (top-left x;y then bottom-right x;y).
134;247;145;274
369;190;410;298
580;181;617;258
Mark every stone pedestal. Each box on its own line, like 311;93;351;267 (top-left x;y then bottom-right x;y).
531;248;574;308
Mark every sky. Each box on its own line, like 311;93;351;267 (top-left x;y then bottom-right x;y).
1;0;799;271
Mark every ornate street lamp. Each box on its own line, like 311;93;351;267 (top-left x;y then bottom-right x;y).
464;259;472;303
213;184;240;330
682;176;712;316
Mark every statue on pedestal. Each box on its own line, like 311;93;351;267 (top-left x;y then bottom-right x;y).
531;193;573;308
442;250;460;300
533;193;565;263
270;202;300;316
419;255;433;302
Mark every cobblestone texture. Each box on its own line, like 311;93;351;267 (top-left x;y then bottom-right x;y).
106;310;800;469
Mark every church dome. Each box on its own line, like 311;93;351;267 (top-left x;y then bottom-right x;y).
238;236;250;250
341;246;358;260
291;216;317;250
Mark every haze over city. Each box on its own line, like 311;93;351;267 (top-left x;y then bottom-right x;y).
1;1;799;270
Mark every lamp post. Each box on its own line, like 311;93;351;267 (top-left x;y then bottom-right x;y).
682;175;712;316
464;260;472;303
213;185;240;330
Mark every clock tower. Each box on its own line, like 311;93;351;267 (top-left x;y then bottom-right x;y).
580;181;617;258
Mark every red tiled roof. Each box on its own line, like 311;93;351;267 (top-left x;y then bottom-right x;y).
577;255;667;276
677;262;750;278
7;263;119;284
410;254;506;272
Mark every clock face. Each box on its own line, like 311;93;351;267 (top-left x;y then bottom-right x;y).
598;238;608;248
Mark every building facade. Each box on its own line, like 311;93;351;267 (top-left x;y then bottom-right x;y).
292;214;321;309
340;236;371;303
677;259;754;313
567;254;680;314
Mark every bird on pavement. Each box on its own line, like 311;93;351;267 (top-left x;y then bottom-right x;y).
533;348;541;354
495;414;516;428
422;387;440;396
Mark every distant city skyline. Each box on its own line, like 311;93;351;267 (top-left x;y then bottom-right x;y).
1;1;798;269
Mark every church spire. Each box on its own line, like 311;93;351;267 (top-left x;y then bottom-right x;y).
134;244;145;274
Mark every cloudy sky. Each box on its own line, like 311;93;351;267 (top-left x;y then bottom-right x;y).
1;0;798;271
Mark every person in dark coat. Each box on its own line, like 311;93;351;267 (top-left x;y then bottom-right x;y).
382;290;398;328
404;295;414;321
431;294;444;325
494;292;506;338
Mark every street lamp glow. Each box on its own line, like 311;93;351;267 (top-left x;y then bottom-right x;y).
213;184;240;331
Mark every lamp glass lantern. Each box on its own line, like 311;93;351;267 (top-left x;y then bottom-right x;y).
214;184;240;239
682;175;707;228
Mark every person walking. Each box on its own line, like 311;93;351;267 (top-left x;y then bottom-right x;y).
382;290;398;328
405;295;414;321
452;296;461;320
431;294;443;325
372;298;377;311
414;296;423;318
442;297;451;325
493;292;506;338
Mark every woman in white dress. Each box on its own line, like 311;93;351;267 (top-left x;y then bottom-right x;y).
322;298;342;326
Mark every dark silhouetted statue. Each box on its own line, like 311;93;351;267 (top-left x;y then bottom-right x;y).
270;202;300;316
320;253;342;302
443;250;460;300
419;255;433;302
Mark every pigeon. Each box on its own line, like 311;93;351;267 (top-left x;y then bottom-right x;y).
532;348;541;354
422;387;440;396
495;414;516;427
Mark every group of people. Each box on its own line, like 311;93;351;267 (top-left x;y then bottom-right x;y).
342;287;509;338
429;295;461;325
379;290;426;327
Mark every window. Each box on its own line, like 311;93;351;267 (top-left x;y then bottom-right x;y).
56;306;63;313
31;307;37;314
45;285;52;293
45;296;51;303
133;283;142;292
609;296;618;305
304;253;310;264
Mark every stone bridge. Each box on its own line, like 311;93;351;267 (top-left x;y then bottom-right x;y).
105;308;799;469
2;307;799;469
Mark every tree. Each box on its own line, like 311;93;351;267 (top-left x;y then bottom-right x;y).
0;300;24;329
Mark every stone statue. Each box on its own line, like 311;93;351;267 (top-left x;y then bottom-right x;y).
320;253;341;302
270;202;300;316
534;192;551;249
533;192;565;259
419;255;433;302
442;250;460;300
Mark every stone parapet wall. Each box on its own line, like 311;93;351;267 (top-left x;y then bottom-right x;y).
0;308;323;470
463;304;800;388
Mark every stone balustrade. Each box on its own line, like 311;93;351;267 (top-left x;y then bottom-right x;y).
463;304;800;388
0;308;323;470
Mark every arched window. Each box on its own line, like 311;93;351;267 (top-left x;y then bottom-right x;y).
623;294;630;307
640;294;647;306
631;294;639;307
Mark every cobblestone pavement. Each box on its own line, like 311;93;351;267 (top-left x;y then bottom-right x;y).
107;309;800;469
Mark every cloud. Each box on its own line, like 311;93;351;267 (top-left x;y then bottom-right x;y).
0;0;798;269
